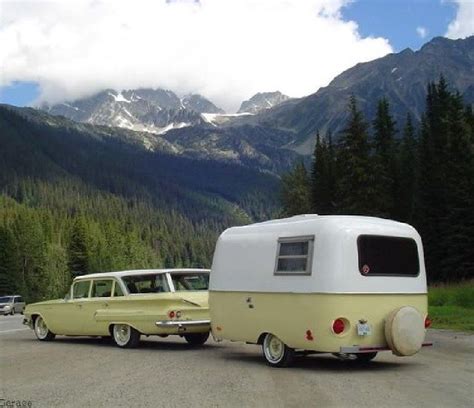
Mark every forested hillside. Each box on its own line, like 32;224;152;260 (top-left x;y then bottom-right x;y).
282;78;474;282
0;106;280;301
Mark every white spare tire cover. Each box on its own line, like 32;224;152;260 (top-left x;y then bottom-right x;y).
385;306;425;356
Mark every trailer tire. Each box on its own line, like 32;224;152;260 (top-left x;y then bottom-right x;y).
262;333;295;367
385;306;425;356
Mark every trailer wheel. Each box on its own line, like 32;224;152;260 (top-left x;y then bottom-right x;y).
262;333;295;367
354;352;377;363
184;332;209;346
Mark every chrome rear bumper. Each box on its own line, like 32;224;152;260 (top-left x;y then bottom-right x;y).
155;319;210;329
340;342;433;353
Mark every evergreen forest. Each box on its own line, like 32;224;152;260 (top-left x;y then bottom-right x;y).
281;78;474;283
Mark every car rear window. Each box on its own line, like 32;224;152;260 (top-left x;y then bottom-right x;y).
170;273;209;291
357;235;419;277
122;274;170;294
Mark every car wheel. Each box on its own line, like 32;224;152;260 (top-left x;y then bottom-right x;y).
11;310;15;316
184;332;209;346
34;316;56;341
112;324;140;348
354;352;377;363
262;333;295;367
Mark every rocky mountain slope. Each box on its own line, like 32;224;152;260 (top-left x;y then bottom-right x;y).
247;36;474;153
43;88;224;134
238;91;291;114
41;36;474;162
0;104;280;223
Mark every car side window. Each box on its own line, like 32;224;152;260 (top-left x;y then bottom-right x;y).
91;280;113;298
73;280;91;299
113;281;124;297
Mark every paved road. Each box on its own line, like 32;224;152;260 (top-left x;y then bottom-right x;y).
1;314;473;408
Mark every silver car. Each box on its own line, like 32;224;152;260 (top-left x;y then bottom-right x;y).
0;296;25;315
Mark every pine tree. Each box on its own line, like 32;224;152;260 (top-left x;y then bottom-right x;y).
416;78;454;281
397;114;418;222
0;225;16;295
311;131;336;214
67;217;90;277
372;98;397;217
441;92;474;281
337;96;374;215
281;162;312;216
11;212;48;302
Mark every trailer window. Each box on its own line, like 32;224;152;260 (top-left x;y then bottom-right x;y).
274;235;314;275
358;235;419;277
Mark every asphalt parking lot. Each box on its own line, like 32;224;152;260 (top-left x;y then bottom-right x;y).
0;314;473;408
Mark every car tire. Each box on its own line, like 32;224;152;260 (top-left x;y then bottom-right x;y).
34;316;56;341
262;333;295;367
10;310;14;316
184;332;210;346
112;324;141;348
354;352;377;363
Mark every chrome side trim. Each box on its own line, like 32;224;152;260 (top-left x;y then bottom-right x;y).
155;319;210;328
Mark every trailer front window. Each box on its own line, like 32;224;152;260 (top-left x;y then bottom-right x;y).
358;235;419;277
274;235;314;275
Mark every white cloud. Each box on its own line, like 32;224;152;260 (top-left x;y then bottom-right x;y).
445;0;474;39
0;0;392;111
416;26;428;39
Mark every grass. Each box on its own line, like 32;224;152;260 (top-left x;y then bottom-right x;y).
428;281;474;332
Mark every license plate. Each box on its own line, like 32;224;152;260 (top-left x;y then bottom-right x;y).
357;323;371;336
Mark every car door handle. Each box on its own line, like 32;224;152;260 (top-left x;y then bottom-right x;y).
104;302;109;307
77;304;82;309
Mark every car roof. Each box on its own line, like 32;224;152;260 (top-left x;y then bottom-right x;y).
73;268;210;281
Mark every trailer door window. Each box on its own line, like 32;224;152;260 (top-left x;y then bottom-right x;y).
358;235;419;277
275;236;314;275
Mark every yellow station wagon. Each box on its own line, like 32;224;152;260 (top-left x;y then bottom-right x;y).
23;269;211;348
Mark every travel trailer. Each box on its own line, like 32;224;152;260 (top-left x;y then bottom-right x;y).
209;215;432;367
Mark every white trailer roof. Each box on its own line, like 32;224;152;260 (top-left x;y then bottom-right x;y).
210;215;427;294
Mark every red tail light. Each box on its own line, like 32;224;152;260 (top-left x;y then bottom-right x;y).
168;311;175;319
332;318;345;334
424;315;432;328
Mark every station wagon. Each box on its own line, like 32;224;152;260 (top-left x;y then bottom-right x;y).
23;269;210;348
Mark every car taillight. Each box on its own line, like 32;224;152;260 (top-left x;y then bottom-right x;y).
168;311;175;319
332;318;345;334
424;315;432;328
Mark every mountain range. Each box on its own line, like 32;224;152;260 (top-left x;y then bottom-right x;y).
41;36;474;161
0;104;280;225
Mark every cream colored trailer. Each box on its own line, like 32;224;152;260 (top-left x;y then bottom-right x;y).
209;215;431;367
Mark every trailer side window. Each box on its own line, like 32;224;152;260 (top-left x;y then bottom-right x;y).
358;235;419;277
274;235;314;275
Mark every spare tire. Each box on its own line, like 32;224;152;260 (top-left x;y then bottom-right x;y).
385;306;425;356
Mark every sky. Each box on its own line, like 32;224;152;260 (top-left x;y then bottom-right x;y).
0;0;472;112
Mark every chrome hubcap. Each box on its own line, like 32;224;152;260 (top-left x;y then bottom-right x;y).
114;324;131;346
35;317;48;339
264;334;284;363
